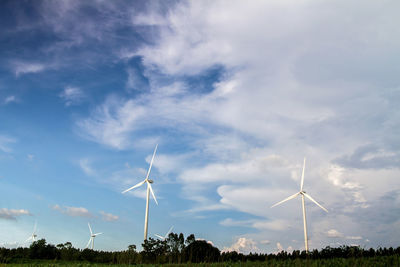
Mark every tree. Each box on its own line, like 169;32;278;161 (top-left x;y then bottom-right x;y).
183;240;220;263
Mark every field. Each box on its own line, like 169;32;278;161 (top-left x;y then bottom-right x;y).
1;255;399;267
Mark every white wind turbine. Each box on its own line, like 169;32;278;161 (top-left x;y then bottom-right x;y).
154;226;174;241
25;221;38;243
271;158;328;252
122;144;158;240
86;223;102;250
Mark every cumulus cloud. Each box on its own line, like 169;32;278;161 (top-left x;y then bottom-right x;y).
52;205;92;217
223;237;259;254
59;86;85;106
0;208;31;220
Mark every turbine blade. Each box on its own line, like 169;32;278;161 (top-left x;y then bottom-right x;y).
300;158;306;191
94;232;103;236
88;222;93;235
166;226;174;237
25;236;32;243
86;238;92;249
303;193;328;212
145;144;158;181
271;192;300;208
154;234;164;240
122;179;146;194
148;182;158;205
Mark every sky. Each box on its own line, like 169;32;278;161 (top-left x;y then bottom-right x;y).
0;0;399;254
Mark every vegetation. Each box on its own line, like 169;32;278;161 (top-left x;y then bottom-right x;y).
0;233;399;266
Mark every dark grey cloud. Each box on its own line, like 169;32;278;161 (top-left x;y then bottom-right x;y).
334;144;400;169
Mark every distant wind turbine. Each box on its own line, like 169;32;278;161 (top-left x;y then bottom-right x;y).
86;223;102;250
155;226;174;240
122;144;159;240
25;221;37;243
271;158;328;252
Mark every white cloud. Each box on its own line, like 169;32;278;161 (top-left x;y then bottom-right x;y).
0;135;16;153
59;86;85;106
0;208;31;220
79;158;96;176
222;237;259;254
3;96;17;105
13;61;46;76
326;229;344;238
276;242;284;253
52;205;92;217
100;211;119;222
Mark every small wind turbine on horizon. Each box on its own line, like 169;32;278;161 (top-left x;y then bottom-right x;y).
86;222;102;250
122;144;159;240
271;158;328;252
25;221;37;243
154;226;174;241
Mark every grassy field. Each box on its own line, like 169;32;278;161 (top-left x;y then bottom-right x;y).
1;255;400;267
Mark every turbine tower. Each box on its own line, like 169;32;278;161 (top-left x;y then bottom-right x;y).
122;144;158;240
26;221;37;243
154;226;174;241
86;222;102;250
271;158;328;252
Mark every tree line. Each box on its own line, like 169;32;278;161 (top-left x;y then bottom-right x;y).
0;233;399;264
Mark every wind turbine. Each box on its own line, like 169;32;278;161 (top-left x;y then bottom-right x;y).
154;226;174;241
25;221;38;243
122;144;158;240
271;158;328;252
86;223;102;250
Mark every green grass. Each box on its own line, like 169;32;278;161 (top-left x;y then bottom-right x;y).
2;255;399;267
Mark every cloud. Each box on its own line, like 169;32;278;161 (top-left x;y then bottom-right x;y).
335;144;400;170
59;86;85;106
126;67;149;91
0;208;31;220
73;0;400;250
13;61;46;76
346;236;363;240
326;229;344;238
79;158;96;176
222;237;259;254
77;96;147;150
0;135;16;153
3;96;18;105
52;205;92;218
100;211;119;222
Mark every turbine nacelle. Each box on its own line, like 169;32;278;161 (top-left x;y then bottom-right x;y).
147;179;154;184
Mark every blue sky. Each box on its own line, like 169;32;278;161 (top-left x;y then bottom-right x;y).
1;0;400;253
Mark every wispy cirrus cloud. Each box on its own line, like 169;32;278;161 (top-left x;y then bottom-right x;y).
2;96;18;105
13;61;47;77
0;208;31;220
0;135;16;153
100;211;119;222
